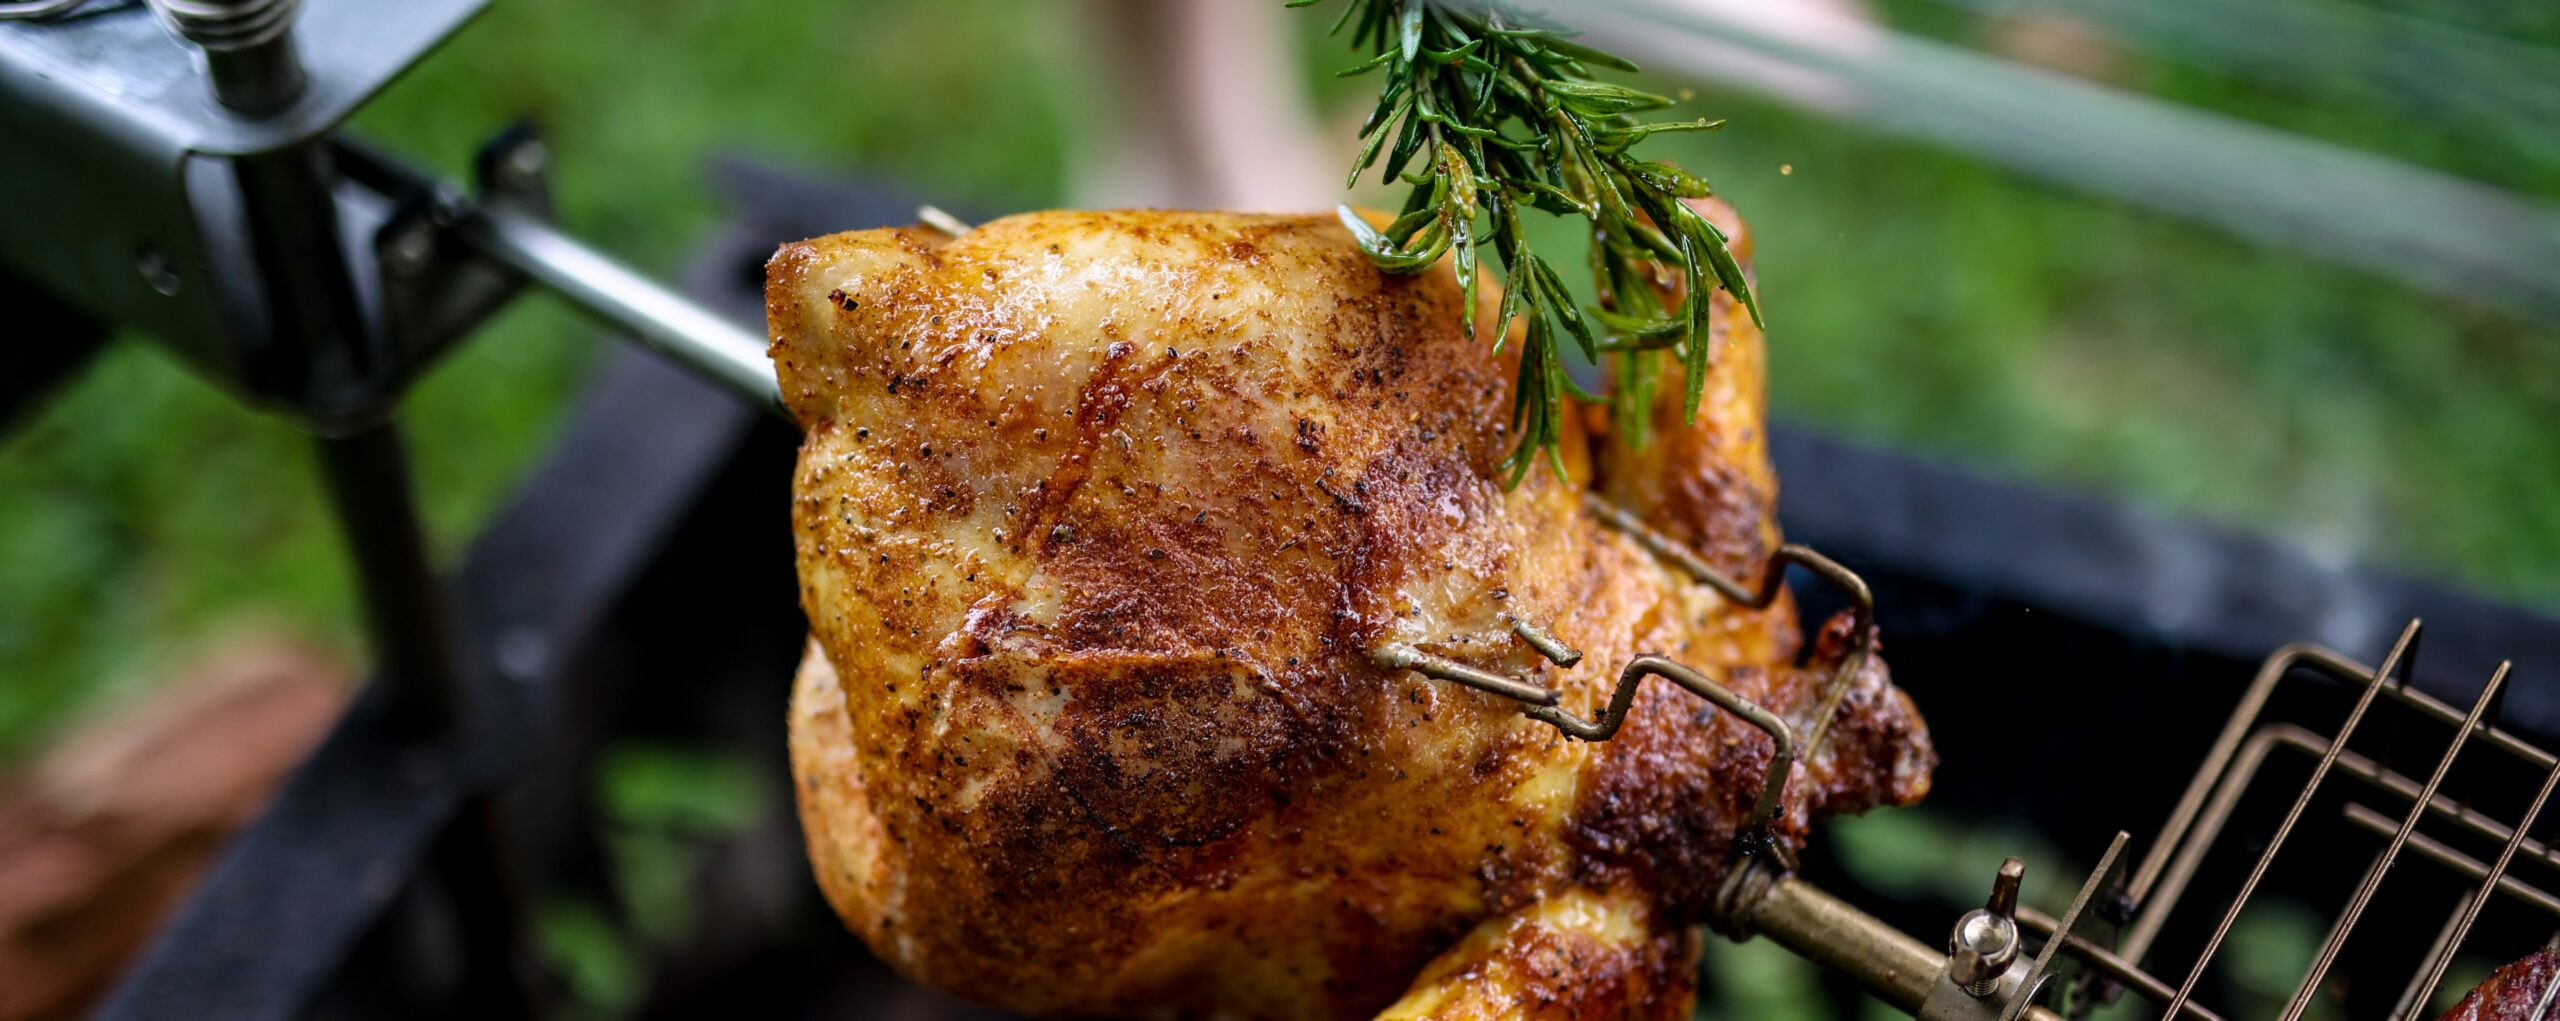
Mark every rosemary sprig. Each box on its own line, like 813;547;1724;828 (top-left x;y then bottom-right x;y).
1292;0;1761;484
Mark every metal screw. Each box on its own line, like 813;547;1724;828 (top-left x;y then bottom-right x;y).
495;626;548;684
1949;857;2025;997
496;139;548;195
137;249;182;296
382;222;436;278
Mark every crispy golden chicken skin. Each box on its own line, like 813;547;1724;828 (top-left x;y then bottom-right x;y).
769;205;1931;1020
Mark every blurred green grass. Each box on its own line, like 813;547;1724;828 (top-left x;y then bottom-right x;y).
3;0;2557;765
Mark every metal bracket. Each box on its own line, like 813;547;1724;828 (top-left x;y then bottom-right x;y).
0;0;491;418
341;124;549;371
2010;832;2129;1021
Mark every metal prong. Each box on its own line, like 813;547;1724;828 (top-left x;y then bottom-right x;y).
2159;620;2423;1021
1508;616;1583;667
2280;659;2507;1021
1373;644;1560;706
2016;906;2229;1021
1581;493;1874;755
917;205;974;238
2338;804;2560;918
1528;655;1798;848
1988;857;2025;917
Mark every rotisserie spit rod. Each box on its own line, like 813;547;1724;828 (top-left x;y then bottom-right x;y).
1722;862;2067;1021
458;199;784;416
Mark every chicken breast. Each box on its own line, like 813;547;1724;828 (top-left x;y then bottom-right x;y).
769;205;1932;1019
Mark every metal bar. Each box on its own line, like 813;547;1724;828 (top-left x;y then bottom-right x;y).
1577;0;2560;326
2128;643;2359;911
2016;906;2225;1021
2159;622;2420;1021
1525;654;1796;844
312;417;469;728
2126;726;2282;969
1506;616;1583;667
2338;805;2560;918
1371;643;1561;706
1913;0;2560;151
459;201;782;416
2139;721;2560;963
100;349;765;1020
1732;870;2067;1021
2405;754;2560;1016
2394;894;2478;1021
2282;662;2509;1021
2393;672;2560;774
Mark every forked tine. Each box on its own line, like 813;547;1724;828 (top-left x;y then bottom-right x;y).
1372;643;1800;855
2280;660;2510;1021
2158;620;2426;1021
915;205;973;238
1365;495;1872;862
1524;654;1799;851
1507;615;1583;667
1371;643;1559;706
1580;492;1874;752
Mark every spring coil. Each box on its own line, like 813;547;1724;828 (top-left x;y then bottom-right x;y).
149;0;299;50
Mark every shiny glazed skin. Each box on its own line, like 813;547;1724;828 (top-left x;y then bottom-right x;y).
770;206;1933;1020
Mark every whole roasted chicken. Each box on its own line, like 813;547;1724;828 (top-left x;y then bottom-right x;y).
768;200;1934;1020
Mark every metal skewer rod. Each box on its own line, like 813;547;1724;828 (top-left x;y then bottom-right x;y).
2158;621;2422;1021
459;200;784;417
1725;866;2070;1021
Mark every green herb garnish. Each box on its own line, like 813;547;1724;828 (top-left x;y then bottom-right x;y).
1293;0;1761;483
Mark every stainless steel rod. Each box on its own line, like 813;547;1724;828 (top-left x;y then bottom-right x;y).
461;203;783;416
2340;803;2560;918
1737;871;2066;1021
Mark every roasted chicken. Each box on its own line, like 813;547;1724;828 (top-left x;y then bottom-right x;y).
769;201;1933;1019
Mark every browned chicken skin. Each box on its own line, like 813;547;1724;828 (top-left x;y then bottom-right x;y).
2437;948;2560;1021
769;201;1933;1019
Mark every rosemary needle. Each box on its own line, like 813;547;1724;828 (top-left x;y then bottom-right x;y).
1291;0;1760;484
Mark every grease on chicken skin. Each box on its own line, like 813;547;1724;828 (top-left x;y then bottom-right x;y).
771;205;1931;1020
